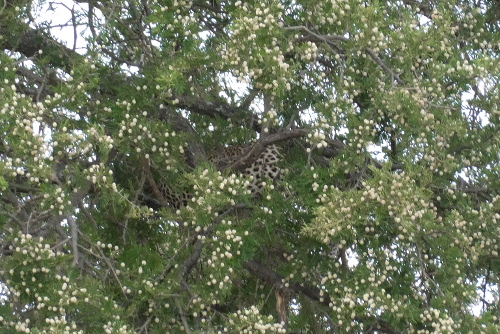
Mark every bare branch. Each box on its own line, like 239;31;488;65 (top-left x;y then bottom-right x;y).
174;95;261;132
240;88;260;110
78;231;127;296
0;0;7;16
227;129;308;172
365;49;405;85
67;215;80;267
243;260;329;306
284;25;348;51
174;297;192;334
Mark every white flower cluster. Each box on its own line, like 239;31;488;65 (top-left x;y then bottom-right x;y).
102;322;133;334
307;124;330;150
217;2;293;94
418;308;457;333
188;169;248;213
227;305;286;334
9;233;58;261
155;0;196;37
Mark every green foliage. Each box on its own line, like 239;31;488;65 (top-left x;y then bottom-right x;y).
0;0;499;333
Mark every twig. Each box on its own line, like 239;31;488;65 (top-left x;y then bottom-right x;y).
240;88;259;110
100;48;143;68
365;49;404;85
78;231;127;296
137;314;153;334
285;25;405;86
61;4;78;51
481;257;492;312
285;110;299;130
174;297;192;334
0;0;7;16
243;259;330;305
50;236;71;251
67;215;80;266
284;25;348;52
416;246;443;297
78;203;98;231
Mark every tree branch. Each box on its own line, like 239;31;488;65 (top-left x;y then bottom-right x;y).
244;260;403;333
285;25;405;86
174;95;261;132
142;155;169;207
243;260;329;306
227;129;308;172
0;23;83;72
365;49;405;85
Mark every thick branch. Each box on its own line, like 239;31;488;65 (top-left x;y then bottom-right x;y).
285;25;348;53
365;49;404;85
142;156;169;207
244;260;402;333
243;260;329;306
227;129;308;172
0;23;83;72
174;95;261;132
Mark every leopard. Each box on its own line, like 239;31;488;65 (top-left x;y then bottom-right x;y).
156;143;282;209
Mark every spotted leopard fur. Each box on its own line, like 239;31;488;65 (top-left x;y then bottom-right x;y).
157;144;281;209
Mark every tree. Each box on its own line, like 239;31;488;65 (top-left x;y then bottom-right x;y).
0;0;499;332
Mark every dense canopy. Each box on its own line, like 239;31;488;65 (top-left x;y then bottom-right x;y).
1;0;499;333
